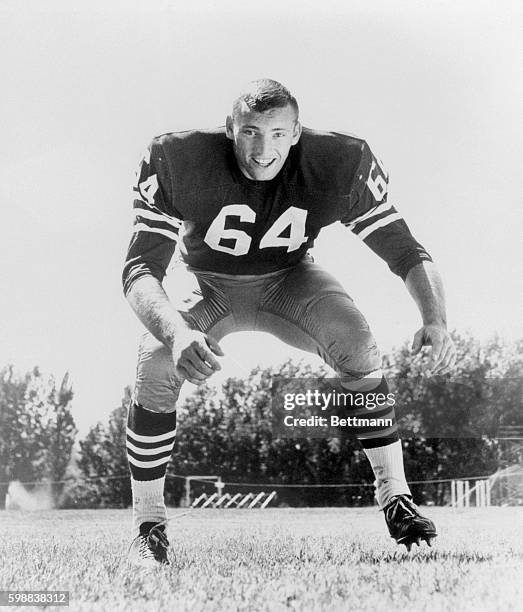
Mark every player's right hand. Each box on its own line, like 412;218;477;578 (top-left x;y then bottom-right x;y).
172;329;224;385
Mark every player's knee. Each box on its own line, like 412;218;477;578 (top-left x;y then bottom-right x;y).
133;333;182;414
336;331;381;380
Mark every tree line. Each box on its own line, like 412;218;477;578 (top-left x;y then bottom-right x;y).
1;333;521;509
0;367;76;508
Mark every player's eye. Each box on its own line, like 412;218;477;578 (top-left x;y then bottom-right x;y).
273;132;286;138
242;129;256;136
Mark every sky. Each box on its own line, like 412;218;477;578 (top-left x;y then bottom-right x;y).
1;0;522;435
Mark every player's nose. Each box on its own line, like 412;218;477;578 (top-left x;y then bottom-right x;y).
254;136;273;157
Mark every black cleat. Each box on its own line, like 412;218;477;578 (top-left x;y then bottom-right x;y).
128;522;170;568
384;495;437;550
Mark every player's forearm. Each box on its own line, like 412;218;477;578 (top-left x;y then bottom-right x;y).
125;275;190;349
404;261;447;327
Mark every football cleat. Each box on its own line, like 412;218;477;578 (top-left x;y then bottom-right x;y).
128;522;170;568
384;495;437;551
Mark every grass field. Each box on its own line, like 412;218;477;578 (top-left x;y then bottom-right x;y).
1;507;522;611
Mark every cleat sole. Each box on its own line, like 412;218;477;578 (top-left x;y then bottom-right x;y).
397;532;437;550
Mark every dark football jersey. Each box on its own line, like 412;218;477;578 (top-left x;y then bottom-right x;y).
122;127;432;295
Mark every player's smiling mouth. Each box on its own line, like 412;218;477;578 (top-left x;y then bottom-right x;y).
252;158;276;168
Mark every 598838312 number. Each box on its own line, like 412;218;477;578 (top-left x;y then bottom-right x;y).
1;590;69;606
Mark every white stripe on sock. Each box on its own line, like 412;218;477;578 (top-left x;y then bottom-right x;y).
127;427;176;444
128;455;171;469
126;439;175;456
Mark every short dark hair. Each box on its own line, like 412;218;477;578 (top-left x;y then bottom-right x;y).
232;79;299;119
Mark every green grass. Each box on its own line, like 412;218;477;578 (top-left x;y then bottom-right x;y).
1;507;522;611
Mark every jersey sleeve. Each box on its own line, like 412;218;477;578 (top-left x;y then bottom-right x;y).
122;139;183;296
340;142;432;280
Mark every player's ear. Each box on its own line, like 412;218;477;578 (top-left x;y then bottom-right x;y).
291;120;302;146
225;116;234;140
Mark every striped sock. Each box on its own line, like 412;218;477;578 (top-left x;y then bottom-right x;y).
126;402;177;533
340;373;410;508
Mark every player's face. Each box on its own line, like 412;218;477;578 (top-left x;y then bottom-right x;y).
226;104;301;181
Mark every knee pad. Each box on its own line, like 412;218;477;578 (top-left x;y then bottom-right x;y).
335;331;382;381
133;332;182;413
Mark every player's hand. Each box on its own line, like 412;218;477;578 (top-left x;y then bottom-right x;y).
411;324;456;375
172;329;224;385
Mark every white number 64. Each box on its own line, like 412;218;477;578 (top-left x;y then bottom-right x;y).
204;205;308;256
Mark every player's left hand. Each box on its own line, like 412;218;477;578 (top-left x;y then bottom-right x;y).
411;324;456;374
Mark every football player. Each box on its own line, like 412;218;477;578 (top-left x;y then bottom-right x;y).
124;79;456;567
